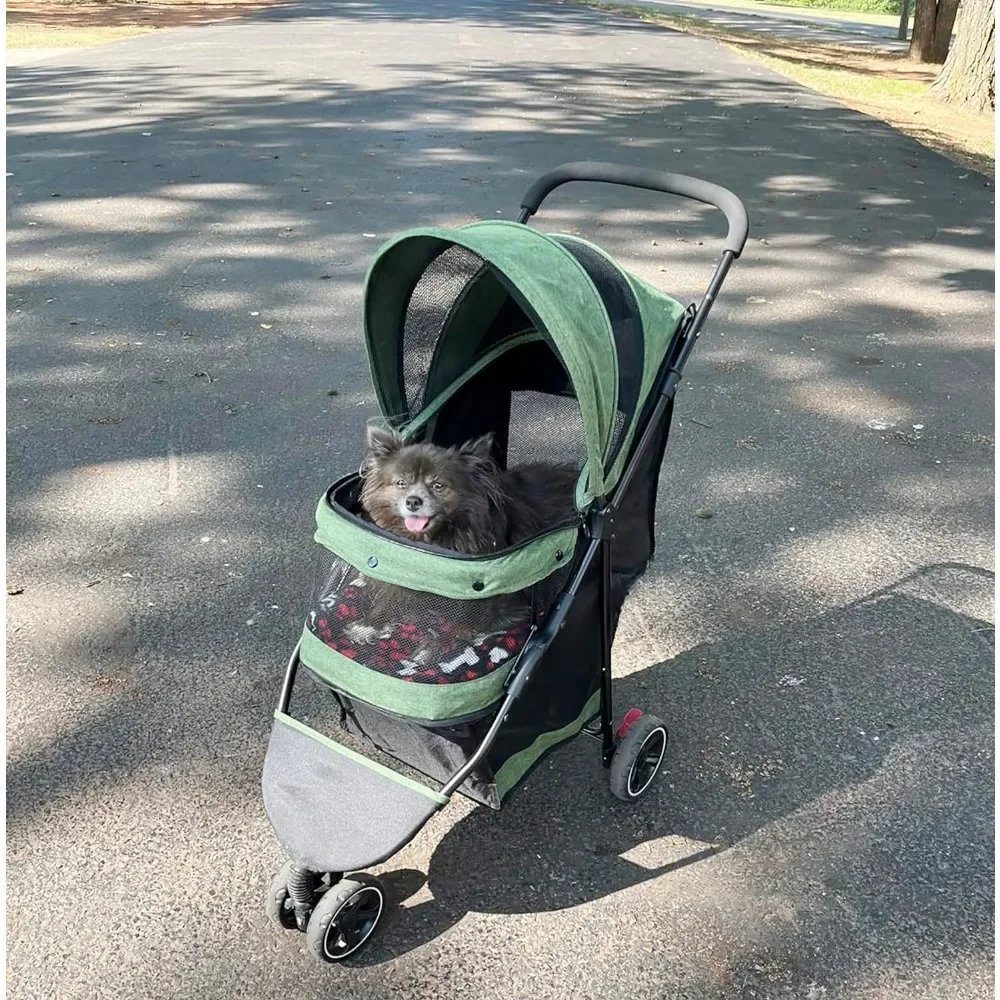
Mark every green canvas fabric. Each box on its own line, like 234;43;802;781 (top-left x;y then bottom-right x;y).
298;626;511;722
554;235;688;491
364;222;619;501
610;270;688;486
314;492;579;600
363;221;688;504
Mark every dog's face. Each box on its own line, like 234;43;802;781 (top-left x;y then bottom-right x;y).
359;426;500;545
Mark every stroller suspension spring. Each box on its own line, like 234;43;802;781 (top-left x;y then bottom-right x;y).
286;864;316;931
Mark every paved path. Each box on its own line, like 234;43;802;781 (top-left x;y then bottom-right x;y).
6;47;79;67
6;1;994;998
597;0;909;48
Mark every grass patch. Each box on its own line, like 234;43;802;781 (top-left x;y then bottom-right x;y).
753;0;901;16
579;1;994;177
7;0;288;48
7;22;157;47
613;0;905;29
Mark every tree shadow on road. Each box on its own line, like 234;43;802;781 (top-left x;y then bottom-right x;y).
362;562;994;995
5;7;995;995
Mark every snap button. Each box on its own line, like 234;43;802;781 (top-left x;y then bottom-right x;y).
367;556;378;569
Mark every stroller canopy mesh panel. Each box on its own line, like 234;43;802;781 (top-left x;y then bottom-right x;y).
363;221;689;504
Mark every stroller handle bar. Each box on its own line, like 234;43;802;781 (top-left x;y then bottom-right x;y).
517;161;749;258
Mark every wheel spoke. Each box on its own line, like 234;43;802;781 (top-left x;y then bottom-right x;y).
356;897;382;918
629;730;665;794
324;887;383;958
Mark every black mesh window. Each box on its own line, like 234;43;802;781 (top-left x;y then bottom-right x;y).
554;237;643;466
505;390;589;472
306;556;569;686
400;246;486;417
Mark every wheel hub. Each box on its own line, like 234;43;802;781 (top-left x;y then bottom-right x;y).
324;886;384;961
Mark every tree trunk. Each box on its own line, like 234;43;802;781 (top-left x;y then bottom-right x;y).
930;0;996;112
909;0;960;62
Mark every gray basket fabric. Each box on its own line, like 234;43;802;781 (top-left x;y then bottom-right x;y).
262;713;445;872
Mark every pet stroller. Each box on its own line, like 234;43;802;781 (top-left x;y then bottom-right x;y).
262;162;749;962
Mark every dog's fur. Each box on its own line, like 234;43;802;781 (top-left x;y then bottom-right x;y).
359;426;578;554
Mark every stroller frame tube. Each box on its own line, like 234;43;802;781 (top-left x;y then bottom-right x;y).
277;164;745;805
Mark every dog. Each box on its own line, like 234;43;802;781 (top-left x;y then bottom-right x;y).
359;425;579;554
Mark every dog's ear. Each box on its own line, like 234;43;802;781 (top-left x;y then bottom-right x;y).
459;433;495;465
363;424;401;466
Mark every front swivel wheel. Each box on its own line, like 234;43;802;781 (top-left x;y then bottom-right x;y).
305;874;385;963
266;863;340;932
265;861;300;931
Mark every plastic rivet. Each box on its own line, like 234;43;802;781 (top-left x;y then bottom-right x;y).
472;581;485;592
367;556;378;569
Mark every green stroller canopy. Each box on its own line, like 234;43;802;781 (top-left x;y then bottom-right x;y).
363;220;689;505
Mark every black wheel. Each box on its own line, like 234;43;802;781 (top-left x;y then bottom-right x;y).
305;874;385;963
267;863;340;932
609;713;668;801
266;861;299;931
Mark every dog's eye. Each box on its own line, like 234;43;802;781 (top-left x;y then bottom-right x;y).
431;481;445;491
395;479;407;488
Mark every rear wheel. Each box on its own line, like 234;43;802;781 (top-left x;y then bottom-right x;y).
305;874;385;963
609;713;668;801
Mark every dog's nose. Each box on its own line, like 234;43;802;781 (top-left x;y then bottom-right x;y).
405;495;423;512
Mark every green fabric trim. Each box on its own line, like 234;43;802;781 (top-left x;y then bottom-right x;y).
314;493;579;600
299;626;510;723
494;689;602;800
402;331;545;439
607;270;687;491
554;235;687;494
274;710;448;804
363;237;447;423
364;222;618;500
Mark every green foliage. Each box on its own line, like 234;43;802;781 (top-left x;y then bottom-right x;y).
753;0;901;14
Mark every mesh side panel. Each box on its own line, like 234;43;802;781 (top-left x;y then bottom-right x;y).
401;246;487;417
609;408;628;462
555;238;643;465
506;390;589;471
307;556;569;686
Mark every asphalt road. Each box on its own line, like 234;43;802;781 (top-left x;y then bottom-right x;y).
6;0;994;997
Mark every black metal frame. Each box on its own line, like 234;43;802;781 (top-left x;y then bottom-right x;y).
277;161;748;797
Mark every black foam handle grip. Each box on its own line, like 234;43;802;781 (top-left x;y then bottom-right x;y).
519;161;750;257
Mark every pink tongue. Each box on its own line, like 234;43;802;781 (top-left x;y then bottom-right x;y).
405;515;430;533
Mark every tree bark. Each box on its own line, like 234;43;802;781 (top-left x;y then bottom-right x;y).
930;0;960;59
909;0;960;62
930;0;996;111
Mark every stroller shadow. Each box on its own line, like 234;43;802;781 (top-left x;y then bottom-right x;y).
357;562;994;965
